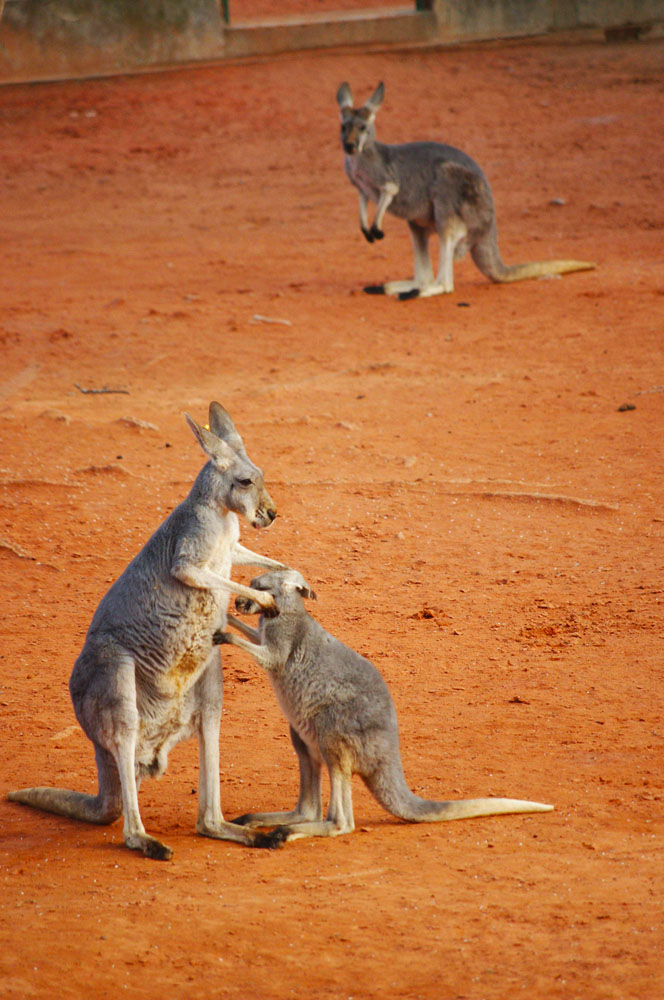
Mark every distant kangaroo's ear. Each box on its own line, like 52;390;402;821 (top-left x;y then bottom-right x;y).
207;402;248;457
337;82;353;112
365;82;384;114
185;413;235;470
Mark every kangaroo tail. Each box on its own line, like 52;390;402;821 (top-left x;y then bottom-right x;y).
363;757;553;822
8;786;121;825
472;231;594;284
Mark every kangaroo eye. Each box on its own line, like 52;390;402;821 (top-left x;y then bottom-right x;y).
235;478;253;488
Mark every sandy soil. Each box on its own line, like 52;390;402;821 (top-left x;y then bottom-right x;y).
1;33;662;1000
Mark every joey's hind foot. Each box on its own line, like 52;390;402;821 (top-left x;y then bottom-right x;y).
257;826;290;849
231;812;254;827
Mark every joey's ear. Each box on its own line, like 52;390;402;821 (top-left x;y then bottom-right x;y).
336;82;353;112
296;581;317;601
365;82;384;114
186;413;235;469
207;402;248;457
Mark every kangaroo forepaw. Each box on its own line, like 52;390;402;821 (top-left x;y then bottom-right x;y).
361;227;374;243
369;224;384;241
212;629;231;645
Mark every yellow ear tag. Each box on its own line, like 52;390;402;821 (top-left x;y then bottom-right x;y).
204;424;210;430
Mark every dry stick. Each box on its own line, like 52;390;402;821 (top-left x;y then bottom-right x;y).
635;385;664;396
74;383;130;395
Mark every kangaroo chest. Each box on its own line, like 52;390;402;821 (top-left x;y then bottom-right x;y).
345;155;387;203
205;510;239;577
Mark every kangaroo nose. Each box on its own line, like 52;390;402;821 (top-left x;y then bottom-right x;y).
267;508;277;523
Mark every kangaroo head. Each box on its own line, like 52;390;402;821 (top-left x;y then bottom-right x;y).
337;81;384;155
235;569;316;616
185;402;277;529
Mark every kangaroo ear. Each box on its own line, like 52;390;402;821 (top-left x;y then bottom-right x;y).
296;580;317;601
207;402;248;457
185;413;235;470
336;82;353;112
365;82;384;114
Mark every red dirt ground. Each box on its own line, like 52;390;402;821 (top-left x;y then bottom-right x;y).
1;34;663;1000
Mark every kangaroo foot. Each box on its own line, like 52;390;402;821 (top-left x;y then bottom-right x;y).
126;832;173;861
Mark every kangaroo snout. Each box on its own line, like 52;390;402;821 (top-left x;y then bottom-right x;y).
252;507;277;529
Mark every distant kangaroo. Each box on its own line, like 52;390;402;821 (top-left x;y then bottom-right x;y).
337;81;594;299
9;403;288;860
214;569;553;843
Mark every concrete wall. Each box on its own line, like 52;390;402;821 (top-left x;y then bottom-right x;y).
433;0;664;42
1;0;662;85
0;0;225;82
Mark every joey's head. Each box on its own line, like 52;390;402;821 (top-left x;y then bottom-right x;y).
336;81;384;155
185;401;277;529
235;569;317;618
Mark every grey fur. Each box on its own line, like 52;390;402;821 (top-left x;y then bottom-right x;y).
214;569;553;843
8;403;288;859
337;81;594;299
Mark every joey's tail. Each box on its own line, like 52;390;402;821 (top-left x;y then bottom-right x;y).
363;756;553;822
472;230;594;284
8;786;121;826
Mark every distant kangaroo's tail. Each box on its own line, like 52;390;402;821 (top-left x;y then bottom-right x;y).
472;228;595;284
363;755;553;822
8;786;121;825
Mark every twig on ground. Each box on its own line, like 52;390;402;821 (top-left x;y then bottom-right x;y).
74;383;130;395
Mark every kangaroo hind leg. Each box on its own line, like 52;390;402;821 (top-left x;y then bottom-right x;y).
412;215;468;298
87;651;175;860
234;726;324;829
370;222;434;299
110;719;173;861
271;757;355;843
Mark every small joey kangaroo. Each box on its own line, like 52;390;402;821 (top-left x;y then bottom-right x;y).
213;569;553;843
9;402;288;859
337;81;595;299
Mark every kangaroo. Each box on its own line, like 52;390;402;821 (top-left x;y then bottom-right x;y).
213;569;553;843
9;403;288;860
337;81;595;299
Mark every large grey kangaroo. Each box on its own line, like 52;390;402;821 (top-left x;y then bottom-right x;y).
9;403;288;860
337;81;594;299
214;569;553;843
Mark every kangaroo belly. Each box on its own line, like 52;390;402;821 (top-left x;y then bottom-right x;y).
389;195;434;226
135;684;202;778
270;677;321;758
